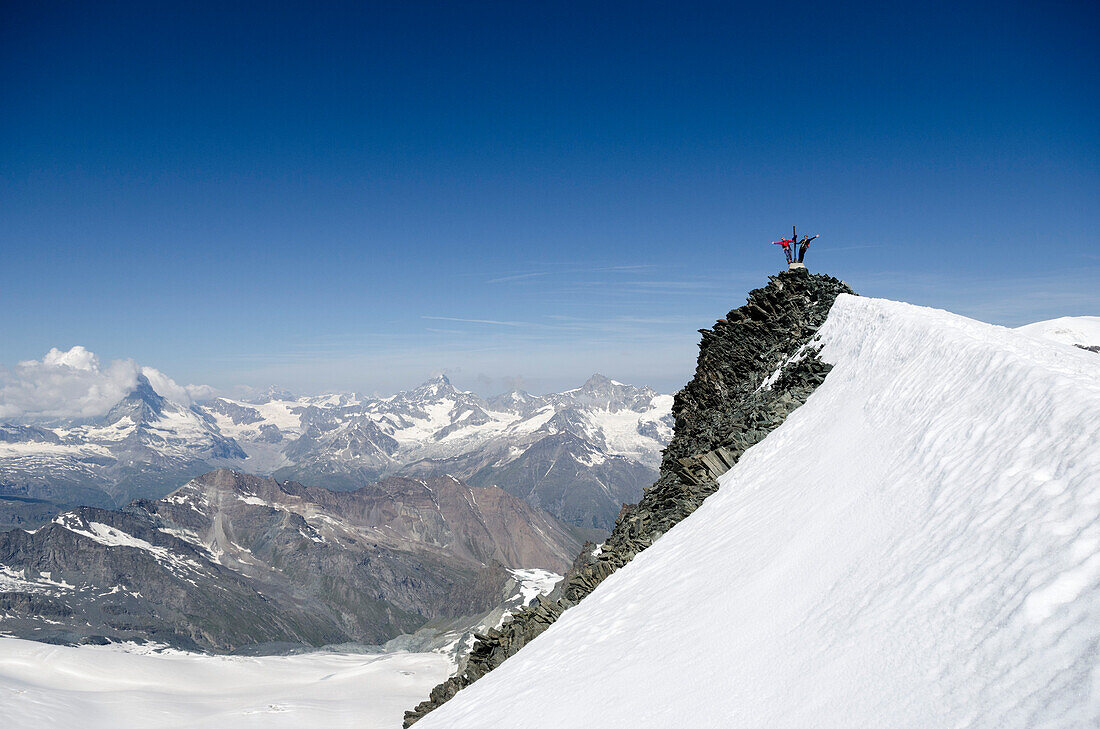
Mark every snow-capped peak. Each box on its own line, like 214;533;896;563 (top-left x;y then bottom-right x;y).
2;368;672;530
408;374;460;401
102;374;167;425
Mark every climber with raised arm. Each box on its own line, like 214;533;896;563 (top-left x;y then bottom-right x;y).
797;233;818;262
772;237;794;265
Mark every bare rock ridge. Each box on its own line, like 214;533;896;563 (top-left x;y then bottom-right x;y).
0;469;583;652
404;268;856;725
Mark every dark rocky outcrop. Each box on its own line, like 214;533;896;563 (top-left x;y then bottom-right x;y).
404;269;855;726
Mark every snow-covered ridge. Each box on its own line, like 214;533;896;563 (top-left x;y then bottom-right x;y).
1;373;673;526
50;512;206;576
415;295;1100;729
207;373;673;471
1017;315;1100;350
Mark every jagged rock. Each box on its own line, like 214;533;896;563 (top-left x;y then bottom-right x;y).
403;269;856;726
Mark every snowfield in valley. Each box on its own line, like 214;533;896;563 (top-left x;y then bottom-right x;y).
0;639;451;729
415;296;1100;729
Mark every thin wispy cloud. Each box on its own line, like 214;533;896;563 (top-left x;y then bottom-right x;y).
586;264;660;274
622;280;722;290
485;272;552;284
818;244;878;252
484;263;660;285
421;315;527;327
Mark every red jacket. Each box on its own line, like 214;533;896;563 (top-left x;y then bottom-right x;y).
772;238;794;248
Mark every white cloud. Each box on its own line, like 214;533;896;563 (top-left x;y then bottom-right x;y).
185;384;218;402
38;345;100;372
0;347;213;421
140;366;193;407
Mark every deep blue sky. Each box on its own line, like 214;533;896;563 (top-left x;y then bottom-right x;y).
2;1;1097;395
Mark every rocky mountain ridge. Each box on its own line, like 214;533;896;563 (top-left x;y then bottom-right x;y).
0;374;672;532
0;469;582;652
404;269;856;725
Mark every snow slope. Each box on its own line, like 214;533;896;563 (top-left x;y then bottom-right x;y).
0;638;450;729
415;295;1100;729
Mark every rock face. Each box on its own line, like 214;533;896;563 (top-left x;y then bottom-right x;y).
403;269;855;725
0;470;583;652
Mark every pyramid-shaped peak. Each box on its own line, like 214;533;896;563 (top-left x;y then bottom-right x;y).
551;374;655;412
409;373;458;399
104;373;166;424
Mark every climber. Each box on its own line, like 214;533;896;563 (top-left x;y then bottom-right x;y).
772;237;794;265
797;233;818;263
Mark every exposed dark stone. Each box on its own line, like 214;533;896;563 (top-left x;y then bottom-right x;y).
403;269;856;726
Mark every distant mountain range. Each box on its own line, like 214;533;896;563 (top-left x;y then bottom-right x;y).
0;469;582;652
0;374;672;531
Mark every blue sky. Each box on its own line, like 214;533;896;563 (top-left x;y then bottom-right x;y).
2;1;1097;396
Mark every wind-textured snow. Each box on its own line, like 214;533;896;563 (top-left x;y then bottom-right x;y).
0;638;450;729
416;295;1100;729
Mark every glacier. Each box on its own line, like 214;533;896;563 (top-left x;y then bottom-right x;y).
0;639;451;729
414;295;1100;729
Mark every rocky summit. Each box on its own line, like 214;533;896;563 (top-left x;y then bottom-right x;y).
403;269;855;725
0;469;584;652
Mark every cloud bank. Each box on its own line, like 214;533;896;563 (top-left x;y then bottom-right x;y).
0;346;211;421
